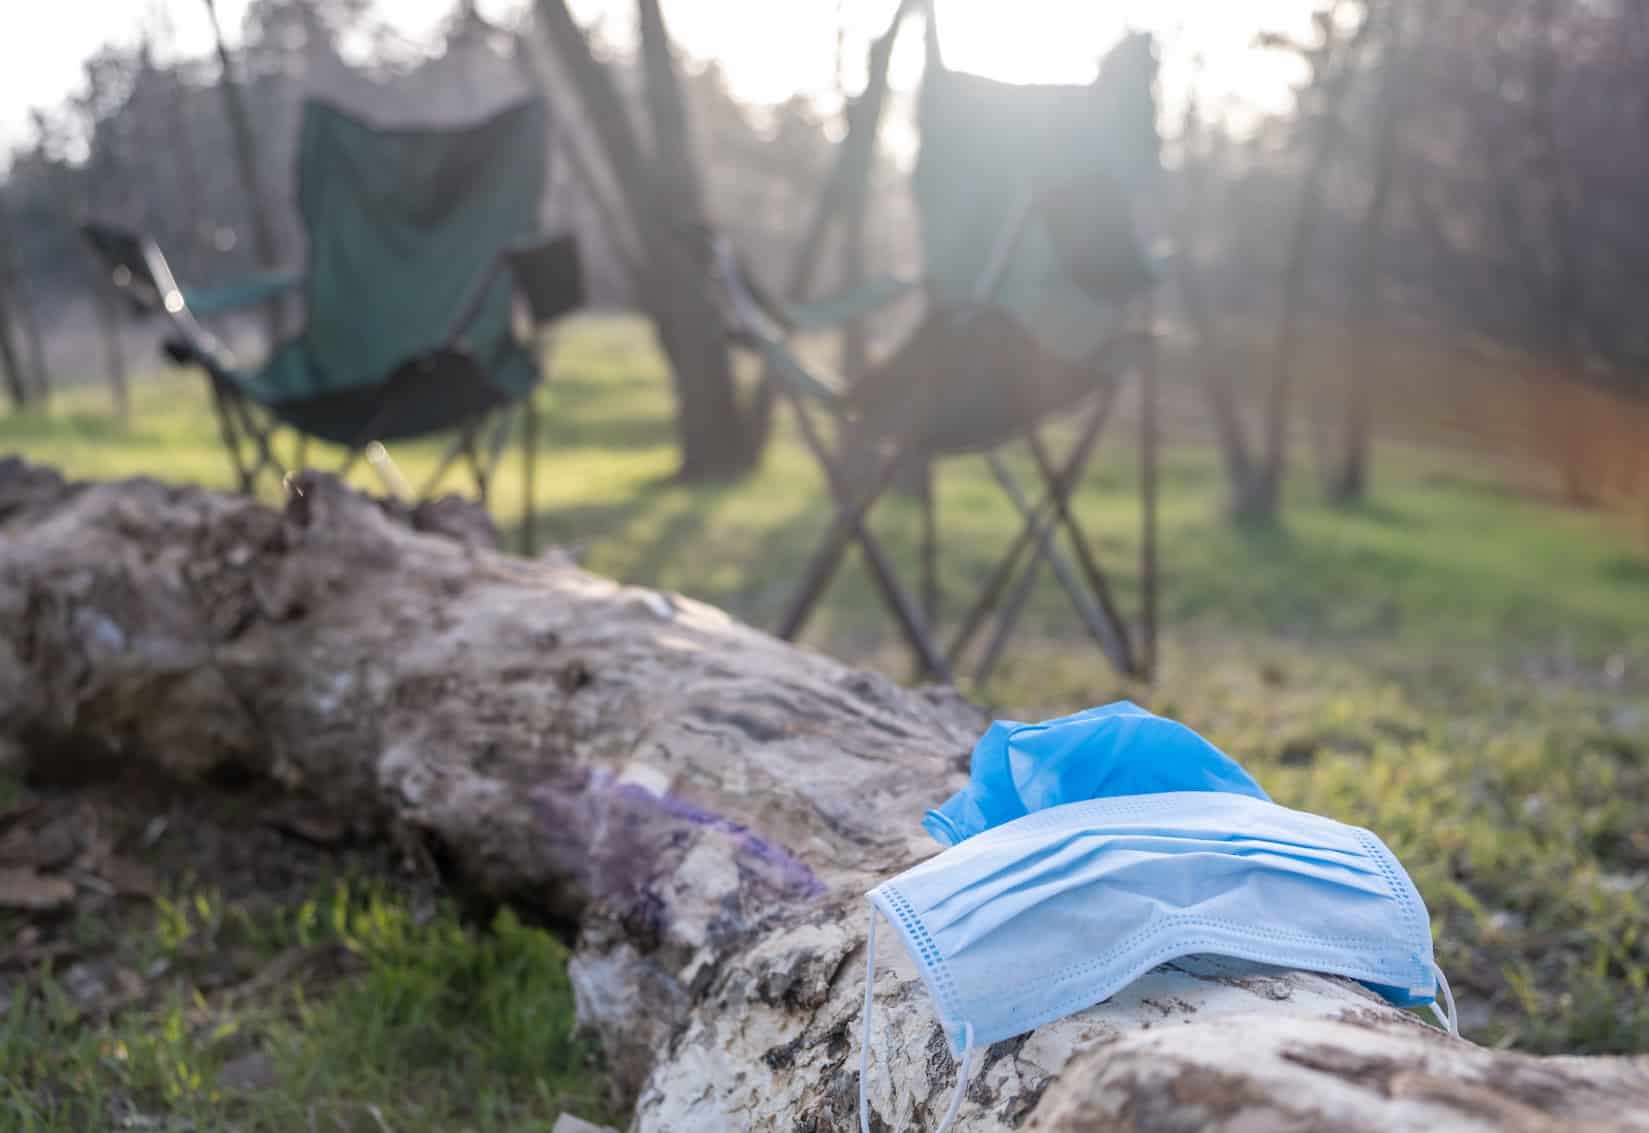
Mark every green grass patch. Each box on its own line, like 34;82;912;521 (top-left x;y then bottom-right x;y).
2;879;608;1132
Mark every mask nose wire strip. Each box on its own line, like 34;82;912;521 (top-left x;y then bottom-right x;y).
1428;963;1459;1038
859;908;977;1133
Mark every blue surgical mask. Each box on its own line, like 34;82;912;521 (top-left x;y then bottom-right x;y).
922;700;1269;847
860;791;1458;1133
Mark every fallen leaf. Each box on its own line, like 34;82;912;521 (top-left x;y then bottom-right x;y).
0;866;75;911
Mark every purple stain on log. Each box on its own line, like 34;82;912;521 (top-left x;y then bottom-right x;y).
542;770;824;900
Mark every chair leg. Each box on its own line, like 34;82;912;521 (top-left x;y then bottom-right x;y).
416;434;469;501
462;432;490;506
1021;428;1137;672
521;395;539;556
987;449;1132;675
974;352;1149;683
919;461;939;627
780;394;952;681
1139;297;1159;681
946;384;1121;666
975;534;1045;684
206;378;254;494
776;415;900;638
229;398;287;493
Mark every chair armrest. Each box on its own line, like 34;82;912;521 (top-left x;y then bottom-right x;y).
184;271;304;318
79;222;237;373
505;233;584;327
443;233;585;349
708;238;847;405
80;222;172;317
783;275;919;332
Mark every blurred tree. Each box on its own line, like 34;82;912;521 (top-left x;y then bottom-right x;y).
0;187;51;405
534;0;772;480
1256;6;1370;522
203;0;286;347
1328;0;1435;504
1173;97;1261;518
0;268;26;410
79;50;134;422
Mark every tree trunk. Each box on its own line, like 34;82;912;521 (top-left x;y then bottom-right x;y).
805;0;921;498
829;0;869;389
1172;103;1263;520
3;460;1648;1131
91;284;130;423
533;0;767;482
1529;0;1594;507
1330;0;1427;506
163;62;211;276
76;70;132;424
13;271;51;407
783;0;915;309
203;0;286;350
634;0;760;481
1260;16;1372;522
0;288;26;411
0;194;49;406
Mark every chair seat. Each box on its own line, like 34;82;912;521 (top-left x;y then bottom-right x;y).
227;342;538;446
848;308;1110;457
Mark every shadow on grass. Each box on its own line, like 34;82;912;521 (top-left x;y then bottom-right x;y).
536;406;675;453
517;472;743;593
1600;552;1649;587
1325;497;1425;530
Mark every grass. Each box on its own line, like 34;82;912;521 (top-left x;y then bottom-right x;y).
1;878;610;1132
14;318;1647;668
4;314;1649;1121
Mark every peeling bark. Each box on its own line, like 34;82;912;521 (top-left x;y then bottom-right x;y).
1;461;1645;1131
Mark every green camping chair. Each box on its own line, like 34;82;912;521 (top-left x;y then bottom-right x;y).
701;55;1159;684
80;97;583;550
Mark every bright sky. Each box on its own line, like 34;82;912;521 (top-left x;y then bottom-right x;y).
0;0;1315;159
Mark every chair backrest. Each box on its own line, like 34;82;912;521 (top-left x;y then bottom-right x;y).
911;37;1158;364
275;97;548;401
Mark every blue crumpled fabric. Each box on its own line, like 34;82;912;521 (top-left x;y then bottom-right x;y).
921;700;1269;846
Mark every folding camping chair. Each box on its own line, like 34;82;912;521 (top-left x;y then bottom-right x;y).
699;53;1160;685
80;97;584;551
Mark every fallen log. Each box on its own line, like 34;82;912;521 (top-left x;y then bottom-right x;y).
1;459;1644;1131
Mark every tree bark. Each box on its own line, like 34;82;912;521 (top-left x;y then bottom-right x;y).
0;193;49;406
633;0;761;480
1329;0;1429;506
3;462;1647;1131
1259;14;1371;522
1528;0;1595;506
162;60;212;277
782;0;914;308
532;0;766;481
0;285;26;411
1172;101;1263;520
77;69;132;424
804;0;921;498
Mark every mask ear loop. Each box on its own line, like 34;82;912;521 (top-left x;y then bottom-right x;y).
859;911;879;1133
859;908;978;1133
1426;963;1459;1038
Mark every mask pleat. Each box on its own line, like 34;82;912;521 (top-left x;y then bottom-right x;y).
869;791;1444;1053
